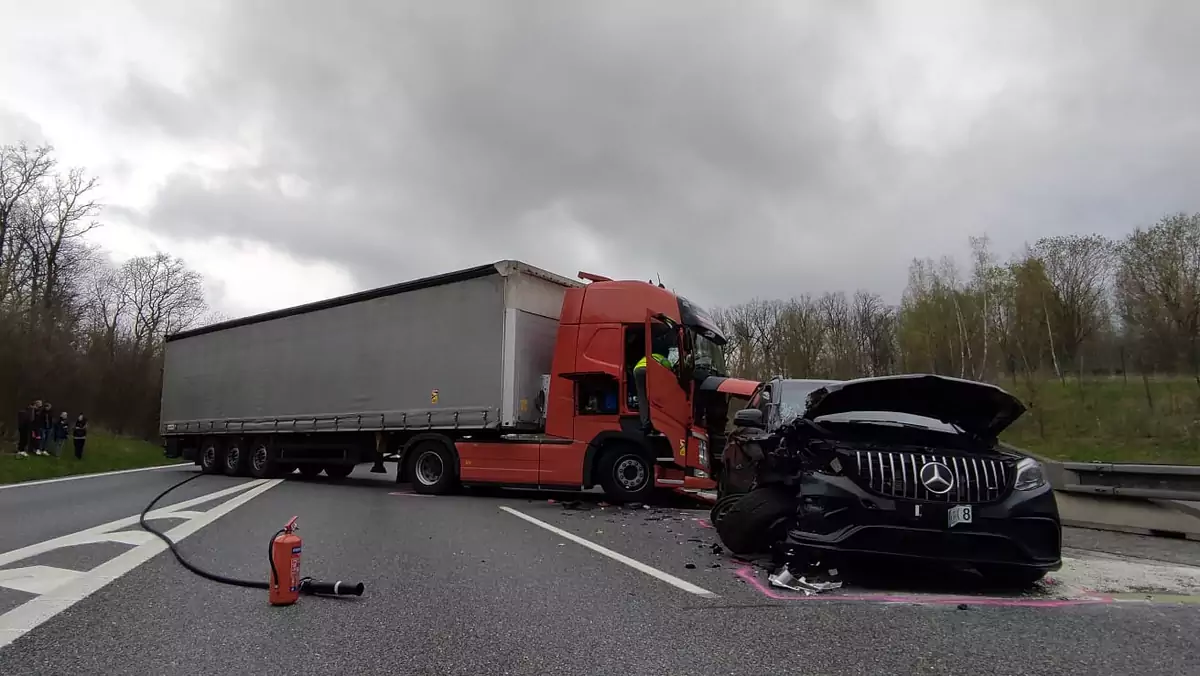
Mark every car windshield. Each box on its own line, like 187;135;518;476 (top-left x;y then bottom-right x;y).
775;379;840;424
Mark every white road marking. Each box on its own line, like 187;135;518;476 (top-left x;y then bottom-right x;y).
0;566;83;595
499;506;719;599
0;463;193;491
0;479;266;568
0;478;282;650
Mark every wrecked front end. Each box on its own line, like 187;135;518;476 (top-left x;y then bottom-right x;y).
717;392;1063;587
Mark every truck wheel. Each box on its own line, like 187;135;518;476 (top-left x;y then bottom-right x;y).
715;485;797;556
199;440;222;474
248;442;280;479
324;464;354;480
597;447;654;503
407;441;457;495
222;441;249;476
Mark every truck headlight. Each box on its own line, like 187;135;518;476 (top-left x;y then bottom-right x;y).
1014;457;1046;491
697;439;709;468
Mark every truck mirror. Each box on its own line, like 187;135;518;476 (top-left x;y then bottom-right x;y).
733;408;765;429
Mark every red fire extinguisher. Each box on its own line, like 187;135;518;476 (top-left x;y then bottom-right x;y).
269;516;302;606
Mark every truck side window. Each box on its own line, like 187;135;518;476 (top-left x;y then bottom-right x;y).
577;374;620;415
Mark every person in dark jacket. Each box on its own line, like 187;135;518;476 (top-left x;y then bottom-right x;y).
30;399;46;456
15;404;34;456
39;402;54;454
51;412;69;458
73;414;88;460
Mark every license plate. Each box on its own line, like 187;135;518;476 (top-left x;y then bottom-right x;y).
947;505;972;528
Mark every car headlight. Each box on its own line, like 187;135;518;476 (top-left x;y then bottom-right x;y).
1014;457;1046;491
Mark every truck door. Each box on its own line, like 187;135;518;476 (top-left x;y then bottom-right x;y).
643;315;689;456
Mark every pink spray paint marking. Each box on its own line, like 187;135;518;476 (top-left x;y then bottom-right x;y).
389;491;435;498
734;566;1114;607
695;518;713;529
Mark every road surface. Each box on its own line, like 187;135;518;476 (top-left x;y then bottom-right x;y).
2;465;1200;675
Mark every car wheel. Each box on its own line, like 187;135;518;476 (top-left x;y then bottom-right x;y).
715;485;797;556
710;493;744;527
324;464;354;480
597;446;654;503
978;565;1047;589
407;441;458;495
297;465;323;479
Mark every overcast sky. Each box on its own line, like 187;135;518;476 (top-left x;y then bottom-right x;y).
1;0;1197;319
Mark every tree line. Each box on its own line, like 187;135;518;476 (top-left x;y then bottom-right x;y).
711;219;1200;393
1;142;210;441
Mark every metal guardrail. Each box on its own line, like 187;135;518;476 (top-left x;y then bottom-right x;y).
1057;462;1200;502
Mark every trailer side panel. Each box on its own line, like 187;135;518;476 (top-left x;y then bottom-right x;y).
161;271;507;434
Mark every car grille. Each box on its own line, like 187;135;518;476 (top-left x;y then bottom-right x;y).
850;450;1013;503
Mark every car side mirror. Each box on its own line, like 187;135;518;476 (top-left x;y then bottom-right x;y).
734;408;764;429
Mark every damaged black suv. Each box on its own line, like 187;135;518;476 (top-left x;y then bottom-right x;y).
713;374;1062;587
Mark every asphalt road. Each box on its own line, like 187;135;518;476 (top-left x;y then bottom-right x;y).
1;465;1199;675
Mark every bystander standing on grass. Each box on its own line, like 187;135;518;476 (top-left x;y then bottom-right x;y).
73;414;88;460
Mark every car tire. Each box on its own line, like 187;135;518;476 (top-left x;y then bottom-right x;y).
407;441;458;495
597;446;655;503
716;485;797;556
324;464;354;480
710;493;745;527
978;565;1047;589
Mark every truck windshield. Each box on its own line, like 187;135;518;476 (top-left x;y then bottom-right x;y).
691;331;727;374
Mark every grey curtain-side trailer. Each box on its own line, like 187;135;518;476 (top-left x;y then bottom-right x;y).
160;260;582;480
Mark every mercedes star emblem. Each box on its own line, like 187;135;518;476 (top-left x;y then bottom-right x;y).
919;461;955;495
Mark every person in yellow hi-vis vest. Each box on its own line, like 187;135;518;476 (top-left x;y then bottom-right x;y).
632;331;677;434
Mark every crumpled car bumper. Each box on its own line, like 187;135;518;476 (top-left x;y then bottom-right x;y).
782;472;1062;572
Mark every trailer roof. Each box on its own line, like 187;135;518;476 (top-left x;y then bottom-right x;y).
166;259;580;342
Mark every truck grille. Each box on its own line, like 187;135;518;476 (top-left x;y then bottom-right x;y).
850;450;1012;503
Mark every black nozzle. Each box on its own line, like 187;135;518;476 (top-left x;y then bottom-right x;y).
300;579;364;597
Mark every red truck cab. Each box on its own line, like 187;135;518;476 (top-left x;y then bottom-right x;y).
437;271;759;501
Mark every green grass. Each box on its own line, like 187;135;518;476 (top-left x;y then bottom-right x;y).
998;375;1200;465
0;432;178;485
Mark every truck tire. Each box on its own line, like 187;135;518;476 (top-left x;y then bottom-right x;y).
715;485;797;556
248;440;281;479
407;441;458;495
597;446;654;503
324;464;354;480
222;440;249;476
199;439;222;474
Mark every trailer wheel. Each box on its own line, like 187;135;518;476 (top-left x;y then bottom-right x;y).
248;441;280;479
324;464;354;480
222;440;250;477
408;441;457;495
597;446;654;503
199;439;222;474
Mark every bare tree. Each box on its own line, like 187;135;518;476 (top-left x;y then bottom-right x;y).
1032;234;1116;373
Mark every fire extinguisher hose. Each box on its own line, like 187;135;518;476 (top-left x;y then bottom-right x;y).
140;472;365;597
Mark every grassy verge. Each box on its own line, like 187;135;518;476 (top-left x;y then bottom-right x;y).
999;375;1200;465
0;432;178;485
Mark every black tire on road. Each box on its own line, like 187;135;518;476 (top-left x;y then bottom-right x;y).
199;439;222;474
597;446;655;503
324;464;355;480
407;441;458;495
248;441;280;479
710;493;745;528
715;485;797;556
222;440;249;476
297;464;324;479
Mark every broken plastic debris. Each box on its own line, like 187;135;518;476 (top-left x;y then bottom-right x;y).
768;565;843;595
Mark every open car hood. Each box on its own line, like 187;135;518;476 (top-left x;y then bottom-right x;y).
803;374;1026;439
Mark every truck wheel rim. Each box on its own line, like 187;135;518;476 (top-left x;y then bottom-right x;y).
225;447;239;470
252;446;268;472
614;456;647;491
416;451;443;485
203;446;216;467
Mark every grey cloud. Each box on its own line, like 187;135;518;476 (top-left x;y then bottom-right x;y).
116;0;1200;312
